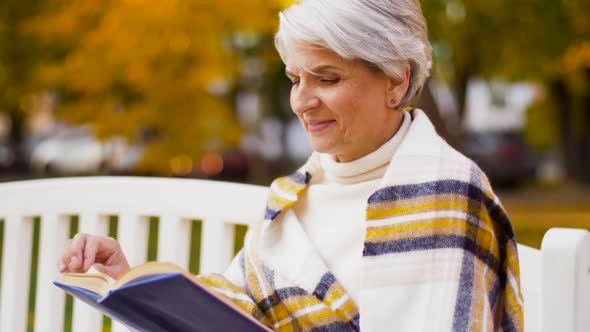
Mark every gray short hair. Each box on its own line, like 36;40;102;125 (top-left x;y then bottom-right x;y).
275;0;432;108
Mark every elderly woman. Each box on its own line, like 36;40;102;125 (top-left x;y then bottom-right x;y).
58;0;523;330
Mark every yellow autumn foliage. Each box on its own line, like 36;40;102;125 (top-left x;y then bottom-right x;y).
560;42;590;94
24;0;284;175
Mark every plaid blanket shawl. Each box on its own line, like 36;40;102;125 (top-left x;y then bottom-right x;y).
199;109;524;331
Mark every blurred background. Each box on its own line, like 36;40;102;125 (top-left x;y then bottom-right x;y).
0;0;589;248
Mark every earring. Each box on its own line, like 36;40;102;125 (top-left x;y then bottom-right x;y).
389;98;396;106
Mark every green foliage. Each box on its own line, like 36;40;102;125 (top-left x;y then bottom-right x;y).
525;94;560;152
423;0;590;82
421;0;590;172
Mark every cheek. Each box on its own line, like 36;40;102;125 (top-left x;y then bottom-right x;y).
337;92;381;138
289;91;296;113
332;91;363;125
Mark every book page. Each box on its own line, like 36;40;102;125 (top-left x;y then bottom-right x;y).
114;262;186;288
61;272;114;296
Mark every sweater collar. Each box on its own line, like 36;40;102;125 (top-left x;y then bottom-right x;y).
264;109;440;222
317;111;411;184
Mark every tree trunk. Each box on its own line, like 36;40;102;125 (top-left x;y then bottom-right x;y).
454;68;470;128
550;79;578;181
8;108;27;171
580;69;590;184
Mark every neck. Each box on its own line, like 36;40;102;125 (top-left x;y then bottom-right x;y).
334;111;405;163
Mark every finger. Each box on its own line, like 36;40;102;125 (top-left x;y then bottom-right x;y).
94;262;129;280
95;236;124;264
58;239;74;272
68;256;82;272
94;263;118;279
70;234;86;260
57;260;66;273
83;237;99;271
93;263;108;275
68;234;87;271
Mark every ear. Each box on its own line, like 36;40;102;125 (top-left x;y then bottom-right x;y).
385;67;410;109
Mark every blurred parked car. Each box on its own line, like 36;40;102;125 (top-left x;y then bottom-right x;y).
459;131;537;187
30;126;142;176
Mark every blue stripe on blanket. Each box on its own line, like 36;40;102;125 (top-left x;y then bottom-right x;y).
349;314;360;330
502;310;518;332
237;250;246;280
485;196;516;240
257;287;309;313
265;207;281;221
309;320;359;332
489;274;502;309
452;245;475;332
368;179;473;203
312;273;337;301
363;234;501;274
289;171;312;184
452;170;481;331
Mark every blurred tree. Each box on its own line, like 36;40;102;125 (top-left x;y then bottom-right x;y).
516;0;590;184
24;0;284;175
422;0;491;126
0;0;44;169
422;0;590;183
422;0;572;121
525;96;560;153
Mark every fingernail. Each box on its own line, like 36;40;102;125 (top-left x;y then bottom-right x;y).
58;262;65;271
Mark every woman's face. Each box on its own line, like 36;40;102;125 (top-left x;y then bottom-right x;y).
285;43;405;162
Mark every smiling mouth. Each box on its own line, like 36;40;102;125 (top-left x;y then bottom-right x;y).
306;120;335;133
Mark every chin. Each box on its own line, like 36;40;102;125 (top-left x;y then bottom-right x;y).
309;134;342;153
310;142;336;156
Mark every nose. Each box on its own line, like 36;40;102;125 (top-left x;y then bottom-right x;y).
290;84;320;115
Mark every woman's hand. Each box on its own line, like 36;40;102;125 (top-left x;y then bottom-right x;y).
58;233;131;279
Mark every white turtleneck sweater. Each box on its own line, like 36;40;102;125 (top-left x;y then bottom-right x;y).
291;111;411;304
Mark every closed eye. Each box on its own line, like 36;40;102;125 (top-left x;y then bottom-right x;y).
320;78;340;85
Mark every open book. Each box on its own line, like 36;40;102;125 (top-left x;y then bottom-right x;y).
54;262;272;332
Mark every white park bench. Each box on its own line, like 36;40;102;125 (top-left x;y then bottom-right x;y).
0;176;588;332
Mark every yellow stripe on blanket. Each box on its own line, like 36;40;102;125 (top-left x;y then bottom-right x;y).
367;218;494;244
275;296;351;331
366;196;470;220
275;177;307;195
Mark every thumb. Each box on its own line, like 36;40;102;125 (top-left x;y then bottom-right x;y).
93;263;119;279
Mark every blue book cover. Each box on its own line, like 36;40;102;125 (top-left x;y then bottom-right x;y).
54;266;272;332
